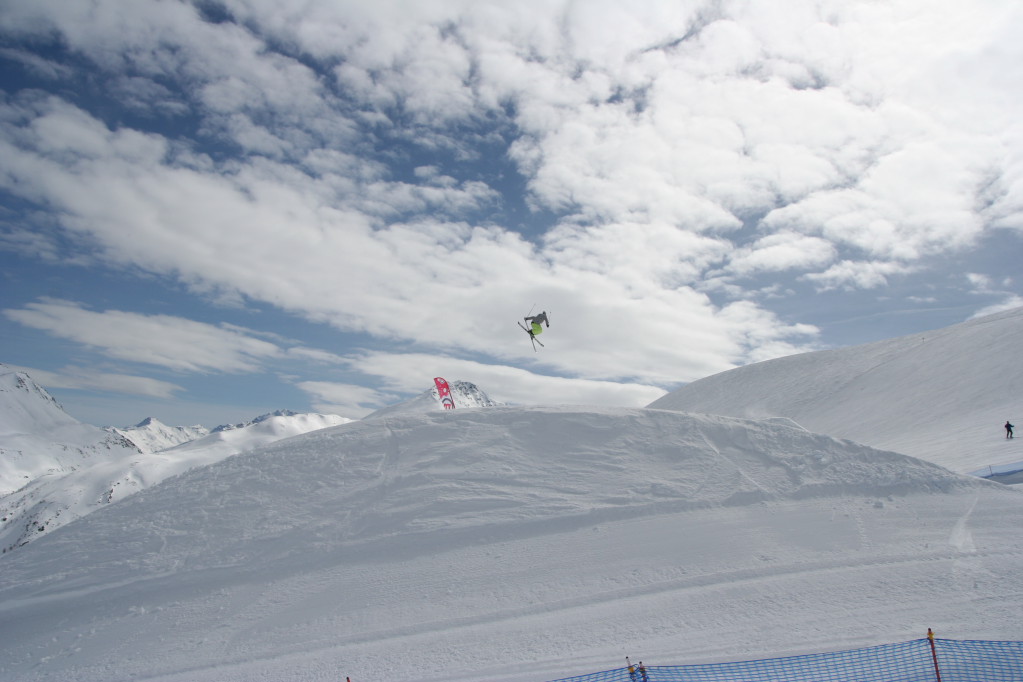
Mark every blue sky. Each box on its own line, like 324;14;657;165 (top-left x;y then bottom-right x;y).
2;0;1022;428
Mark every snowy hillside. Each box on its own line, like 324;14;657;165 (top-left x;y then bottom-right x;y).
0;364;140;495
649;306;1023;474
0;406;1019;682
0;408;350;551
110;417;209;454
364;379;502;419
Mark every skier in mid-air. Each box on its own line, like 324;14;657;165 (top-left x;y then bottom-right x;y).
524;311;549;337
517;309;551;351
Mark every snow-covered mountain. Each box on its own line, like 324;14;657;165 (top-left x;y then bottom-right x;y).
0;364;140;496
160;410;351;460
110;417;209;454
111;410;337;455
649;306;1023;474
364;379;502;419
0;405;1019;682
208;408;300;433
0;405;350;551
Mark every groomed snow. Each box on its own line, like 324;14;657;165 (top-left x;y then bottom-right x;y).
648;306;1023;474
0;406;1020;681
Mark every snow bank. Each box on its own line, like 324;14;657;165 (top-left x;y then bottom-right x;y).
0;406;1019;682
649;306;1023;473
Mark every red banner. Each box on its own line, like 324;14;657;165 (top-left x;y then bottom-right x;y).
434;377;455;409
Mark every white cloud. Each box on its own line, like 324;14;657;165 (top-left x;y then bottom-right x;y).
717;301;821;364
295;380;399;418
968;296;1023;320
0;224;62;261
726;232;836;278
966;273;995;291
0;47;74;80
4;300;281;373
802;260;912;291
286;347;348;365
964;273;1021;320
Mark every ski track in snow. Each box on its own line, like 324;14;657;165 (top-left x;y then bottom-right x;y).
949;495;978;554
59;507;1023;682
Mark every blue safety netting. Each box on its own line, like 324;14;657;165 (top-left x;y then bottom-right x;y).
546;637;1023;682
935;638;1023;681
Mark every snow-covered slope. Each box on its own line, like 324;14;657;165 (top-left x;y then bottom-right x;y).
110;417;209;454
0;406;1019;682
364;379;502;419
0;364;140;495
0;409;351;551
649;307;1023;473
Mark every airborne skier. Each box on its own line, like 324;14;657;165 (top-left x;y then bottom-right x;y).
517;310;550;351
524;311;549;337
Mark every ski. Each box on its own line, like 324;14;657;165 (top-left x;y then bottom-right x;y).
517;321;544;351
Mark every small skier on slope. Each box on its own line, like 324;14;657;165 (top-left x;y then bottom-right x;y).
1007;421;1015;439
524;311;549;337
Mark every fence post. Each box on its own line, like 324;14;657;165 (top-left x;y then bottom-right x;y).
928;629;942;682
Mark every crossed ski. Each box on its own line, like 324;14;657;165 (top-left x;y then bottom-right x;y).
517;321;544;351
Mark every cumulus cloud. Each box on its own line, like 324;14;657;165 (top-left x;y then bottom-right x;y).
725;232;837;278
802;260;912;291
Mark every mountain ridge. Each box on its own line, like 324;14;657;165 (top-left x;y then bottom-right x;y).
111;417;210;454
0;394;350;551
0;364;141;496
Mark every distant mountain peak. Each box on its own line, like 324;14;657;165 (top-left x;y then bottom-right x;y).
252;409;299;423
211;409;300;433
113;418;210;455
446;380;502;408
363;380;503;419
0;364;141;500
1;364;66;417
